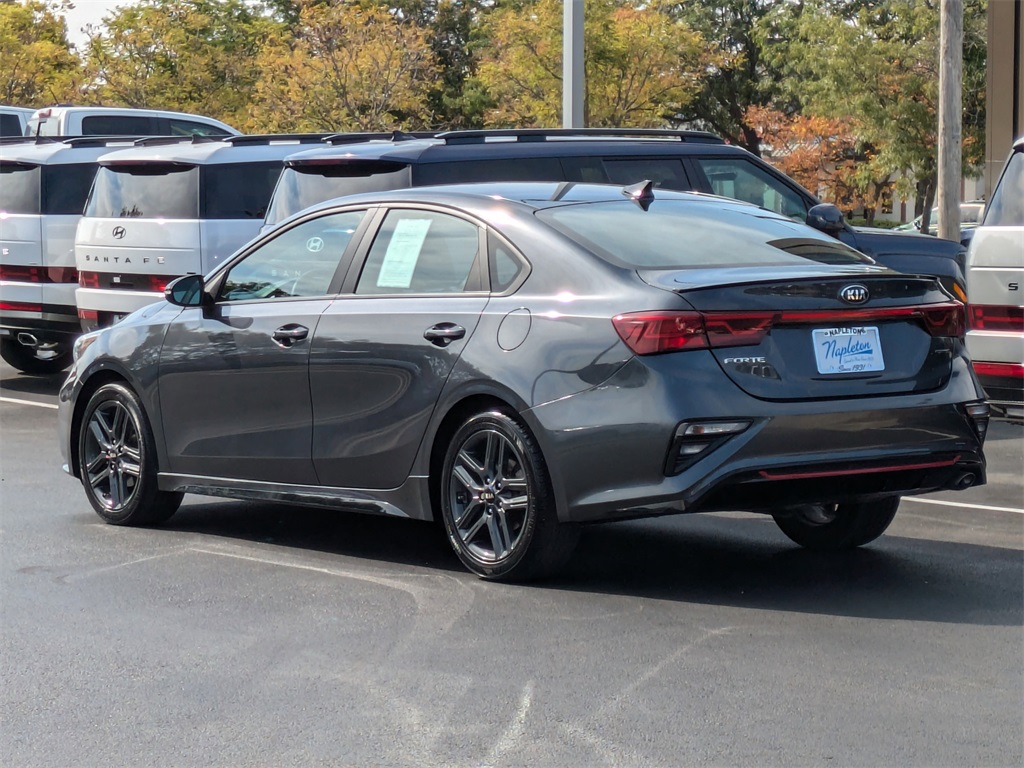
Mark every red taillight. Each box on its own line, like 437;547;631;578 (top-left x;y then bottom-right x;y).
0;265;78;283
0;301;42;312
973;362;1024;380
78;271;100;288
78;309;98;322
612;311;707;355
968;305;1024;332
613;302;966;356
146;275;173;293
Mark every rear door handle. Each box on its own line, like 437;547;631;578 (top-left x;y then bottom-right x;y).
423;323;466;347
272;324;309;348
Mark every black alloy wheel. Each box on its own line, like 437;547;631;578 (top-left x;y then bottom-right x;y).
78;382;182;525
771;496;901;550
440;410;578;581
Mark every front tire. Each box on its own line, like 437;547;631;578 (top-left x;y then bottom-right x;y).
77;382;182;526
771;496;900;550
0;338;72;375
440;410;578;581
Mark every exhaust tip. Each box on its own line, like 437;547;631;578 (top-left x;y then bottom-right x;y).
953;473;976;490
16;332;38;347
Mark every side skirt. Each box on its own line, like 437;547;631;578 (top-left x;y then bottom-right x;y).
157;473;434;521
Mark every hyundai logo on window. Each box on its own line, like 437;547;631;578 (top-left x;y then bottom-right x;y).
112;226;126;240
839;284;869;304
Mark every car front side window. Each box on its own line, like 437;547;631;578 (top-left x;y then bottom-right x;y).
695;157;809;222
219;210;366;302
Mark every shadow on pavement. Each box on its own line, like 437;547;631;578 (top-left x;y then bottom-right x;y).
150;498;1022;627
0;369;65;397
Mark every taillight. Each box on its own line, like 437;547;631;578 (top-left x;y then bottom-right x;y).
79;271;100;288
0;301;42;312
613;302;966;356
612;312;707;355
0;265;77;283
968;305;1024;332
146;275;173;293
973;362;1024;380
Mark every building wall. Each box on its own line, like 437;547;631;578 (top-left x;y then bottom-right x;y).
986;0;1024;198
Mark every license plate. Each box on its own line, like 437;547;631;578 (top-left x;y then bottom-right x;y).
812;326;885;374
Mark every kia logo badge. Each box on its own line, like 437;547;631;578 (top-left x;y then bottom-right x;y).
112;226;126;240
839;284;869;304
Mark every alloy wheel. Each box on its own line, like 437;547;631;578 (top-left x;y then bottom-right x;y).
83;399;143;512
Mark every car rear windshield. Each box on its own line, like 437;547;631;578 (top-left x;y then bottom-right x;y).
42;163;99;215
536;199;871;269
265;162;412;225
86;164;199;219
984;150;1024;227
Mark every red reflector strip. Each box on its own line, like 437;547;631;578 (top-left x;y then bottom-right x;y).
968;305;1024;332
78;309;99;321
758;455;961;481
0;265;79;283
0;301;43;312
973;362;1024;380
767;302;966;337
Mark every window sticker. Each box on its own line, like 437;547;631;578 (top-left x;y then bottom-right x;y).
377;218;432;288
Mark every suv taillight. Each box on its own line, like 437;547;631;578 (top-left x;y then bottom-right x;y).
968;305;1024;332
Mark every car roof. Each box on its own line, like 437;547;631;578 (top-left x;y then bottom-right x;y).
94;134;333;166
282;129;744;167
0;136;142;164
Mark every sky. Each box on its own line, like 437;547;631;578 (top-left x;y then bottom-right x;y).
61;0;131;49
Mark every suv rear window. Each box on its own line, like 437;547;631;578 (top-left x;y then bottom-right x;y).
201;162;282;219
86;164;199;219
984;150;1024;227
0;113;23;137
0;162;39;213
537;199;869;269
266;162;412;225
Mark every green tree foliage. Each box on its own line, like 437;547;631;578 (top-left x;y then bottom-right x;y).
0;0;82;106
660;0;787;155
765;0;987;224
82;0;279;127
474;0;716;128
248;3;438;132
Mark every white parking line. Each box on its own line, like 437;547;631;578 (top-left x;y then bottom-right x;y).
904;497;1024;515
0;396;58;410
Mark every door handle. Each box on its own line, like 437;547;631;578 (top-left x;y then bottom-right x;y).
423;323;466;347
272;324;309;348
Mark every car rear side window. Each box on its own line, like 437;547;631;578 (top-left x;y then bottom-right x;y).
81;115;155;135
537;199;870;269
86;164;199;219
41;163;98;215
414;158;564;185
0;114;22;137
0;163;40;214
984;150;1024;227
597;157;690;190
356;210;481;295
202;162;282;220
169;119;230;137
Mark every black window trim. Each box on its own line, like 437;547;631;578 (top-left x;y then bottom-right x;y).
486;228;531;295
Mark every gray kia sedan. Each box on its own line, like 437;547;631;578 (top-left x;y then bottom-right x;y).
58;182;989;581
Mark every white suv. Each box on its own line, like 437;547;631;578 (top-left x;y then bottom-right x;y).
966;136;1024;422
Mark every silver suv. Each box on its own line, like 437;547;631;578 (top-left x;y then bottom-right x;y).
966;136;1024;422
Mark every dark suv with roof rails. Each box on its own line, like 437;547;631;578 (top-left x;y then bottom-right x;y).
264;128;968;298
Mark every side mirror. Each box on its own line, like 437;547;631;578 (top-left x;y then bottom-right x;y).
806;203;846;237
164;274;207;307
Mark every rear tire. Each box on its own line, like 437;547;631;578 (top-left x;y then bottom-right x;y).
0;338;72;375
771;496;900;550
439;410;578;581
77;382;182;526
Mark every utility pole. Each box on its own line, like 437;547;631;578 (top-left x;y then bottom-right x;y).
937;0;963;242
563;0;584;128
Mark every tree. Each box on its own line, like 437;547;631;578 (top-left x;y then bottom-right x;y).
766;0;988;229
248;3;438;132
0;0;82;106
474;0;716;128
81;0;279;127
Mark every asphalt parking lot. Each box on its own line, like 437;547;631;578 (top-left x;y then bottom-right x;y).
1;361;1021;767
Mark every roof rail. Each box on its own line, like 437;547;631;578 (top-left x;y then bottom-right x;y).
132;135;225;147
436;128;725;145
62;136;147;147
222;133;335;146
0;135;57;146
322;130;438;146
